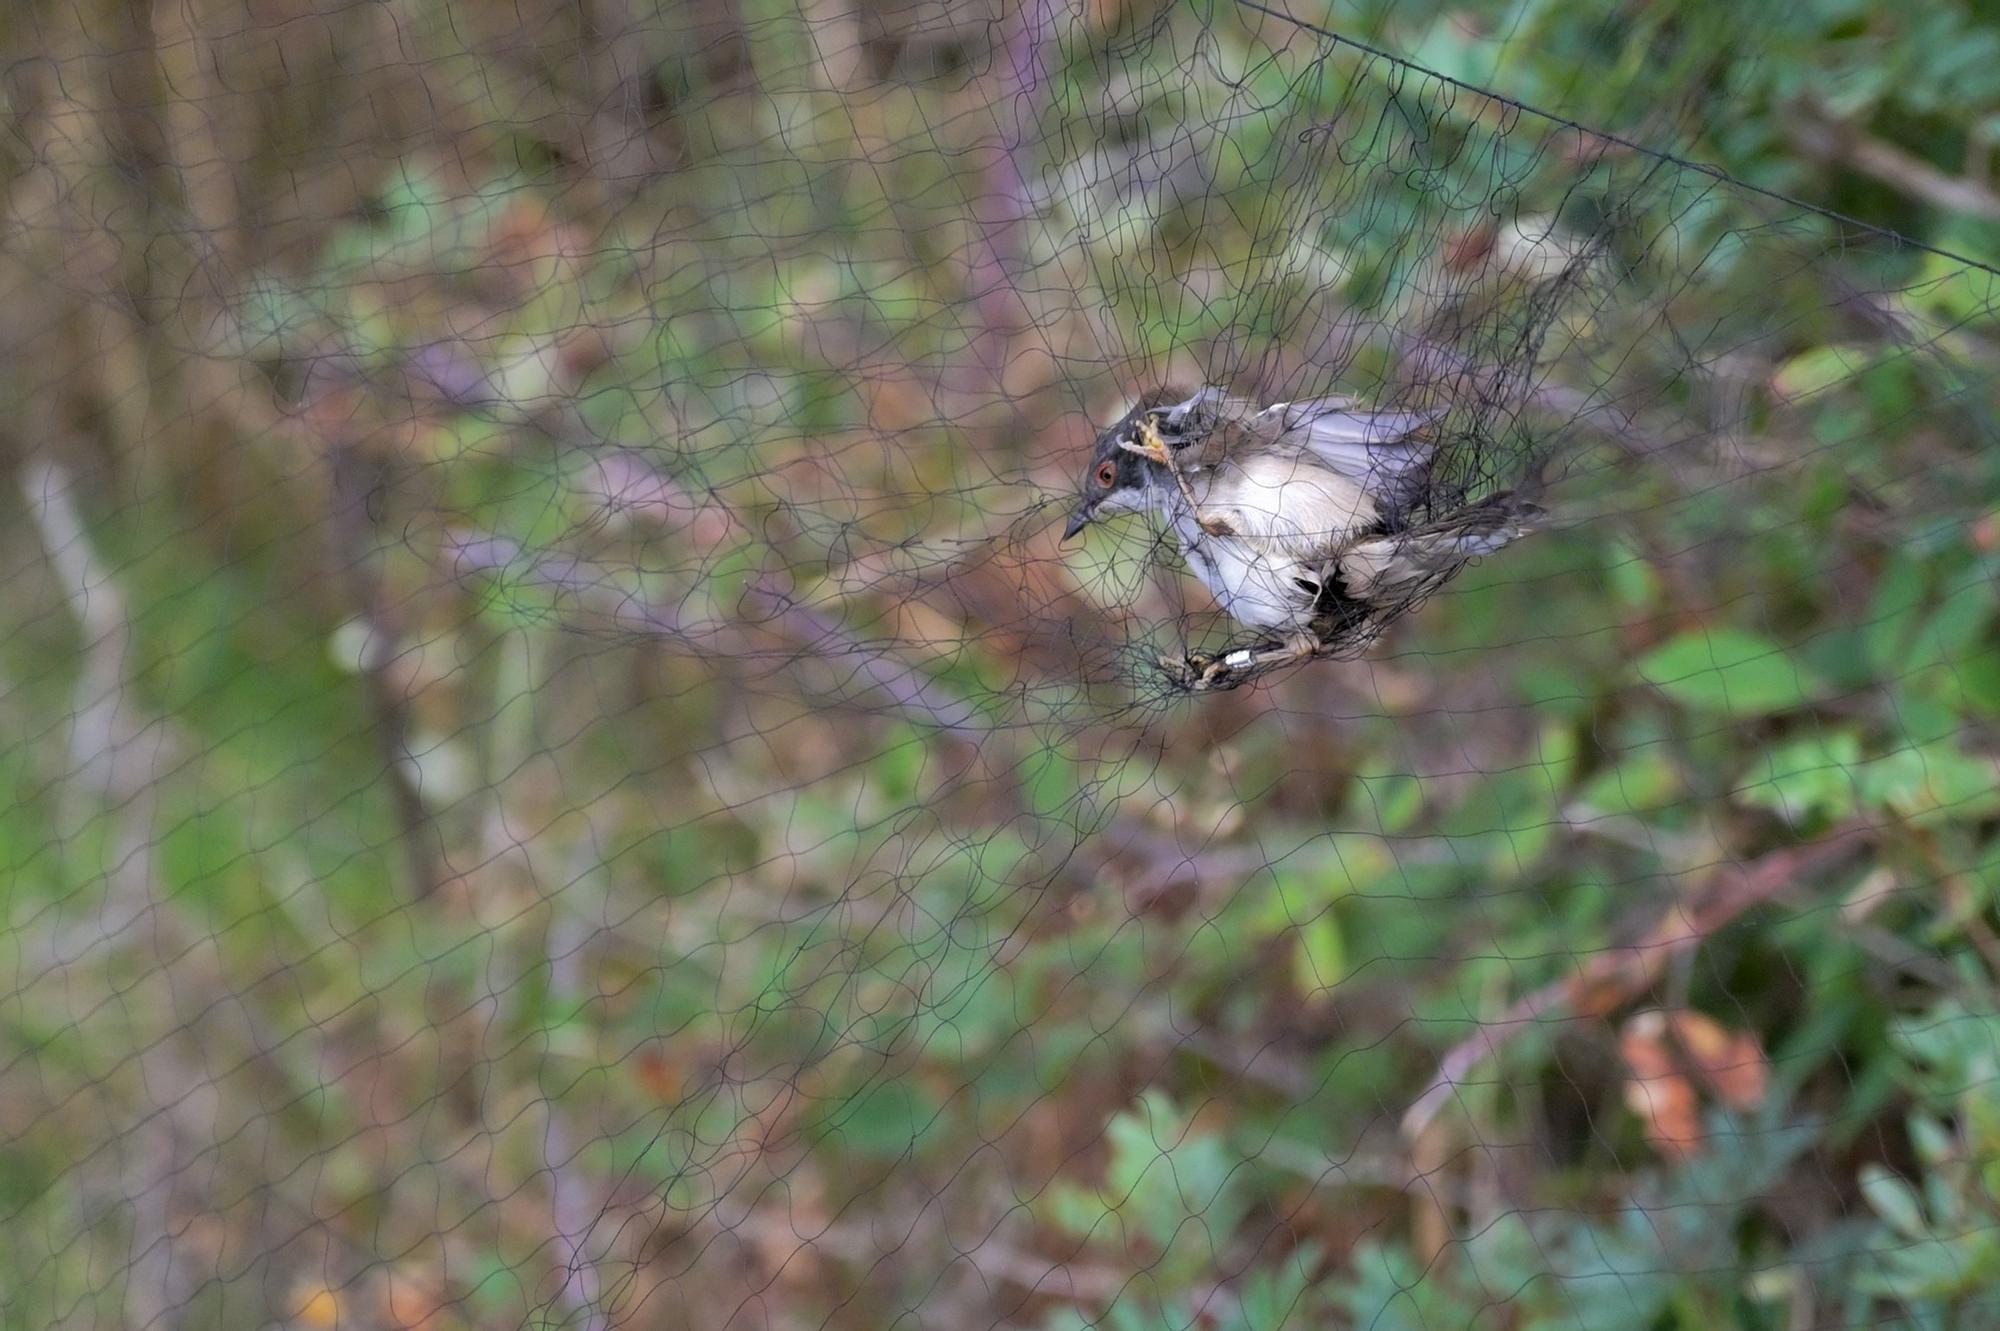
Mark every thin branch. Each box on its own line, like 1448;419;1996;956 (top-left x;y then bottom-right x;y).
22;459;199;1326
544;887;611;1331
330;444;444;903
741;578;984;741
1401;826;1871;1141
1788;114;2000;221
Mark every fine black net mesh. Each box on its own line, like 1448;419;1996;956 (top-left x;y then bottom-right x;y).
6;2;2000;1328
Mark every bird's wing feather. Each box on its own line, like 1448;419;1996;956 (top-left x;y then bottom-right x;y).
1155;384;1227;426
1152;385;1263;435
1259;398;1440;487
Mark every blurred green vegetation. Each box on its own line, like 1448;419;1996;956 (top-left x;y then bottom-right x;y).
5;1;2000;1328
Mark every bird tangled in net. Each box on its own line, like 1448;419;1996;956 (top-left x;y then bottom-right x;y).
1061;383;1545;691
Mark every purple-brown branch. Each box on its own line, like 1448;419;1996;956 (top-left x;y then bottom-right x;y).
1402;825;1871;1142
963;0;1058;386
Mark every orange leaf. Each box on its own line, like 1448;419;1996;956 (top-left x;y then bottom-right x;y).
633;1047;682;1102
1664;1009;1768;1111
290;1283;340;1329
1620;1010;1703;1160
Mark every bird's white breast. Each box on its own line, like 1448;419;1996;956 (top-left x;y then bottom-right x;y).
1161;457;1378;631
1213;454;1375;552
1172;519;1304;629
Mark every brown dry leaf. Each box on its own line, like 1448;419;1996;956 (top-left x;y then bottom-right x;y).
1665;1009;1769;1111
632;1047;683;1103
1619;1008;1770;1160
1443;223;1500;274
1619;1009;1703;1161
1407;833;1864;1146
555;324;619;380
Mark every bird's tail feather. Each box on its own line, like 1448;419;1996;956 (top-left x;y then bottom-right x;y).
1338;492;1543;603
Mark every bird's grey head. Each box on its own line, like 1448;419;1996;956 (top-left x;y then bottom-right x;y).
1061;386;1220;542
1061;402;1159;542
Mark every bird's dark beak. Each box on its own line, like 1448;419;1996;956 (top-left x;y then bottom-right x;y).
1062;508;1091;543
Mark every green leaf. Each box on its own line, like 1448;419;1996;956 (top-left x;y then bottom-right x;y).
1294;913;1346;993
1350;771;1424;833
1859;745;2000;825
1043;1092;1249;1266
1636;628;1821;717
1735;730;1862;823
826;1074;946;1160
1771;343;1874;399
1863;552;1931;678
1603;537;1660;610
1225;1246;1324;1331
1861;1162;1929;1239
1574;749;1681;818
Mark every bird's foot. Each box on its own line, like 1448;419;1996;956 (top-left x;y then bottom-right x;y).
1275;630;1325;667
1159;650;1241;693
1117;414;1175;467
1160;632;1324;693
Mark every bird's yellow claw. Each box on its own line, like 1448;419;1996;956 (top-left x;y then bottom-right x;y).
1118;414;1175;466
1159;651;1234;692
1121;412;1214;526
1160;631;1325;693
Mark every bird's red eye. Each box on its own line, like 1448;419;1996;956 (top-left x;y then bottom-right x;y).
1094;461;1117;488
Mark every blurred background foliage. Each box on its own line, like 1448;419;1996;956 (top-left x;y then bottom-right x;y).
4;1;2000;1328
